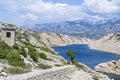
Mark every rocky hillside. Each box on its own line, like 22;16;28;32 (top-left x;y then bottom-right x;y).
0;22;66;74
95;59;120;80
89;32;120;54
38;32;90;47
23;17;120;39
0;22;110;80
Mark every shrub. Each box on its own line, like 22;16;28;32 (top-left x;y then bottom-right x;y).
55;64;63;67
37;63;51;69
92;76;99;80
66;50;76;64
18;47;27;57
29;51;39;62
39;53;48;60
0;40;11;59
75;62;84;70
24;42;39;62
40;47;55;55
6;52;25;68
13;44;19;49
5;67;31;74
0;39;26;68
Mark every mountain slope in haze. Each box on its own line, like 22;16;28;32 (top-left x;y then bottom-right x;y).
89;32;120;54
23;17;120;39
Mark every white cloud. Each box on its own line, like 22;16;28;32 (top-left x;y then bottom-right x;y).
0;0;120;25
20;13;38;21
82;0;118;14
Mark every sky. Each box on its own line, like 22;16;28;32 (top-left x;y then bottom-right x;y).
0;0;120;26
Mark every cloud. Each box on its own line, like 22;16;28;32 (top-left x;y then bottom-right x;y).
20;13;38;21
0;0;120;25
82;0;118;14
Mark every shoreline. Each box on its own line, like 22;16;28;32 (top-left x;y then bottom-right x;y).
53;43;120;55
89;46;120;55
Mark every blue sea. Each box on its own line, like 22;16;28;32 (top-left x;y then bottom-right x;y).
53;44;120;69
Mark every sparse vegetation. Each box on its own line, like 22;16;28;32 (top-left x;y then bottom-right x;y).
55;64;63;67
92;76;99;80
6;52;25;67
74;62;84;70
18;47;27;57
0;40;25;67
66;50;76;64
5;67;31;74
40;47;56;55
24;42;39;62
37;63;51;69
39;53;48;60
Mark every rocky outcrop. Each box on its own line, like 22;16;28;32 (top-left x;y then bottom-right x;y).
38;33;91;47
89;32;120;54
95;59;120;75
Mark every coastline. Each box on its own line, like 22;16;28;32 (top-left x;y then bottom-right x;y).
88;45;120;55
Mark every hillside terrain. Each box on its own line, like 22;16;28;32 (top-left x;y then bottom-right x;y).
0;22;110;80
23;17;120;39
89;32;120;54
90;32;120;79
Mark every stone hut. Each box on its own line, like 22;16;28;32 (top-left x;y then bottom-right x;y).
0;28;16;46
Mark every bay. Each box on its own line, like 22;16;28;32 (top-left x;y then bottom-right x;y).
53;44;120;69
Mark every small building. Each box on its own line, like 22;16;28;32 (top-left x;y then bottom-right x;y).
0;28;16;46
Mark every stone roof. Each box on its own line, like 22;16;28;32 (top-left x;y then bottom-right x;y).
0;28;16;31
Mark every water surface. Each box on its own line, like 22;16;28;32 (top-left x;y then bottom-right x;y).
53;44;120;69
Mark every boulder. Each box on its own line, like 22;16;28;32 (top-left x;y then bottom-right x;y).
0;72;7;77
0;67;3;72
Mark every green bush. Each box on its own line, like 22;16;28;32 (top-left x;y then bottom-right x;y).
75;62;84;70
18;47;27;57
55;64;63;67
40;47;55;55
6;52;25;67
39;53;48;60
13;44;19;49
0;39;26;68
92;76;99;80
0;40;11;59
5;67;31;74
66;50;76;64
24;42;39;62
37;63;51;69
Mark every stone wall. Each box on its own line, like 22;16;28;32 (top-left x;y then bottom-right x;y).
0;65;76;80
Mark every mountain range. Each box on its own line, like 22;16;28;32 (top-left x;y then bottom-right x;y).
23;17;120;39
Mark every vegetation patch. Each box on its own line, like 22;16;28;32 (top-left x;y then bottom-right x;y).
55;64;63;67
23;42;39;62
37;63;51;69
0;40;25;68
39;53;48;60
40;47;56;55
92;76;99;80
5;67;31;74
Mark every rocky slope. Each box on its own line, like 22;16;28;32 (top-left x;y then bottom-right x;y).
0;22;110;80
95;59;120;80
0;22;66;74
38;32;90;47
95;59;120;75
89;32;120;54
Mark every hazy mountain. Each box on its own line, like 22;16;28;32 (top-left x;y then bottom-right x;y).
23;17;120;39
